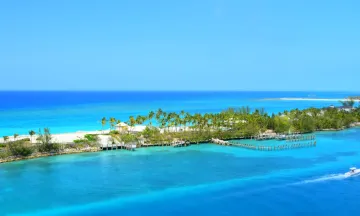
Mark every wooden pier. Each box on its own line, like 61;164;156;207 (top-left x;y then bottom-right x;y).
228;140;316;151
286;134;316;142
100;143;136;151
210;138;317;151
172;142;190;148
254;134;316;142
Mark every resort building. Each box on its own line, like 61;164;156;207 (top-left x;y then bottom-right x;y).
115;122;129;133
132;125;147;133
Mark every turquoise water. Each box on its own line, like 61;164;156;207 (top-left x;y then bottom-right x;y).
2;91;360;215
1;91;359;136
1;128;360;215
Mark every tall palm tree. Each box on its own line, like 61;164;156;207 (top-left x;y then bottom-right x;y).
109;117;116;131
14;133;19;141
156;108;163;126
184;112;192;131
128;116;136;133
179;110;185;130
3;136;9;143
101;117;107;134
174;113;181;132
148;111;155;126
136;115;144;125
29;130;36;143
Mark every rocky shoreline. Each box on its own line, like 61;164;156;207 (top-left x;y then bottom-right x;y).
0;147;100;164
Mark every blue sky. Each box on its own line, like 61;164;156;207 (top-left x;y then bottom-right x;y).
0;0;359;91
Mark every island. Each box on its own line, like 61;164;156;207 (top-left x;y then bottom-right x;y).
1;103;360;163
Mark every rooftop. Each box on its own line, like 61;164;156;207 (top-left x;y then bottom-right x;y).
116;122;129;127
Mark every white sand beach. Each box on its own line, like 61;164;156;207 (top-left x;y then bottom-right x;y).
0;130;109;144
0;126;189;144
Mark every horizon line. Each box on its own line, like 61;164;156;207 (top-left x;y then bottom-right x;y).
0;90;360;93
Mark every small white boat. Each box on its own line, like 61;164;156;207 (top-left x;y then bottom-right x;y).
345;167;360;177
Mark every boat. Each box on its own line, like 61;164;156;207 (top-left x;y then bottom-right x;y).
345;167;360;177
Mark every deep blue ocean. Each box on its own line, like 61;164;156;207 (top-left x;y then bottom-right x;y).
1;91;360;216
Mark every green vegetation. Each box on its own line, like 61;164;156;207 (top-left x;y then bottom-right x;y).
72;134;100;149
101;117;107;133
0;128;101;162
104;105;360;146
3;136;9;142
340;99;356;107
7;139;34;157
2;103;360;162
0;151;11;159
14;133;19;141
1;129;65;161
84;134;99;142
109;130;119;135
116;133;137;144
29;130;36;143
37;128;62;152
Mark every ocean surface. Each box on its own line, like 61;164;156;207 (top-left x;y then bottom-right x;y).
1;91;360;216
0;91;359;136
1;129;360;215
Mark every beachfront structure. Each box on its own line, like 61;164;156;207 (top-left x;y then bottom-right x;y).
115;123;147;134
132;125;147;133
97;135;136;150
115;122;129;133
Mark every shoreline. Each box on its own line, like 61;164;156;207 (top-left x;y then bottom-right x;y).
0;125;187;143
1;126;359;164
0;147;100;164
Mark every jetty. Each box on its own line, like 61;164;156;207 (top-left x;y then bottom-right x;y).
286;134;316;142
173;142;190;148
100;143;136;151
229;140;316;151
254;131;316;142
211;138;316;151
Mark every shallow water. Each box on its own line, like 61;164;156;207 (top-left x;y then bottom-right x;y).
1;128;360;215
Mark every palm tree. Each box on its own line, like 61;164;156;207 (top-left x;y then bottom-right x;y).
174;113;181;132
136;115;144;125
179;110;185;130
184;112;192;131
156;108;163;126
101;117;107;134
128;116;136;133
148;111;155;126
3;136;9;143
340;99;355;107
109;117;116;131
29;130;36;143
14;133;19;141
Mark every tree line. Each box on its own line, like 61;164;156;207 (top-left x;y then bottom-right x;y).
102;104;360;145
